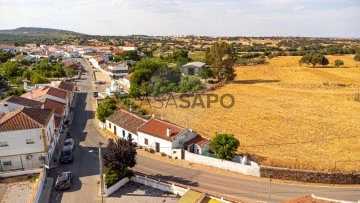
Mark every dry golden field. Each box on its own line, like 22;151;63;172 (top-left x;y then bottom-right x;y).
153;55;360;172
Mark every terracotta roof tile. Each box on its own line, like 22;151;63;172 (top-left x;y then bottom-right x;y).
137;119;185;141
54;115;62;129
184;135;209;147
58;81;75;92
43;99;65;116
106;110;148;134
6;96;43;108
0;108;53;132
124;43;136;47
46;87;69;100
21;86;50;100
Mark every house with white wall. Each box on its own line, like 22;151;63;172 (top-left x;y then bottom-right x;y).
0;96;43;114
10;54;35;62
105;110;148;142
0;108;56;172
21;86;71;108
137;119;197;156
184;135;210;155
121;43;138;51
181;62;208;75
89;56;105;69
57;81;76;106
107;62;129;79
119;73;132;89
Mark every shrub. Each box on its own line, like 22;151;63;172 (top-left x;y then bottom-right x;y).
104;167;133;187
138;109;147;115
161;152;166;156
149;148;155;153
175;157;178;159
138;146;143;149
168;156;172;158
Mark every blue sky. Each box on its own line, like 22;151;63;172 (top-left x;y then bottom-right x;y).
0;0;359;37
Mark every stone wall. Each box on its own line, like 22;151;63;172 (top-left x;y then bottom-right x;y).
260;166;360;184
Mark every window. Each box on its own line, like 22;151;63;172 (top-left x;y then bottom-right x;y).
3;161;11;166
109;123;112;129
26;139;34;144
122;130;125;138
0;141;8;147
144;138;148;145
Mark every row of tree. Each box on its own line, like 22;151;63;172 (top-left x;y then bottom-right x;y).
299;52;348;68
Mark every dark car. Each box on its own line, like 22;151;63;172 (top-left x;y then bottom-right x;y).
55;171;72;191
60;149;73;163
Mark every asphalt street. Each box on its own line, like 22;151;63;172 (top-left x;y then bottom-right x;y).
48;58;360;203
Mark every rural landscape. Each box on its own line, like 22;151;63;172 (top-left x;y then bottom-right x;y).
0;0;359;202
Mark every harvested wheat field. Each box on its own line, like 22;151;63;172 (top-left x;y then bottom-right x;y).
154;55;360;172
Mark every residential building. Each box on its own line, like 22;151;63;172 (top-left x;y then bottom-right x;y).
119;73;132;88
121;43;138;51
107;62;129;79
21;86;71;108
105;109;148;142
89;56;105;69
137;119;197;155
62;59;80;72
0;47;19;54
57;81;76;105
181;62;208;75
42;99;67;133
10;54;35;62
0;108;56;172
0;96;43;114
184;135;210;155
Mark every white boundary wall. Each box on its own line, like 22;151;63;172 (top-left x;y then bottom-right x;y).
0;168;42;178
104;177;130;197
182;150;260;177
131;175;188;196
32;169;46;203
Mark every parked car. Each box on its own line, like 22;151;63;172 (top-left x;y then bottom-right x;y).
55;171;72;191
60;149;73;163
66;132;72;139
63;138;74;151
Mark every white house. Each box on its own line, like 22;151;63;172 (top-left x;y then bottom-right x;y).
10;54;35;62
137;119;197;156
21;86;71;108
0;108;56;172
119;73;132;89
181;62;208;75
0;96;44;114
107;62;129;79
184;135;210;155
57;81;76;106
121;43;138;51
1;47;19;54
89;56;105;69
105;109;148;142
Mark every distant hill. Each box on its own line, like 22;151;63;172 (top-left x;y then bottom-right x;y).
0;27;83;35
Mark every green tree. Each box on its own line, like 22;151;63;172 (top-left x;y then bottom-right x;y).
30;73;50;84
210;133;240;160
354;53;360;62
319;56;329;67
5;88;26;97
96;100;117;122
1;61;22;80
205;42;237;81
198;68;213;80
65;66;76;78
334;59;344;67
103;138;137;171
299;52;329;67
178;75;203;93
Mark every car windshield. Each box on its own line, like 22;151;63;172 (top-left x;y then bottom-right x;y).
62;150;71;156
64;141;72;146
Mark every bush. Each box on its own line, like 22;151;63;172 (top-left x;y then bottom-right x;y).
138;146;143;149
149;148;155;153
104;167;133;187
168;156;172;158
175;157;178;159
138;109;147;115
161;152;166;156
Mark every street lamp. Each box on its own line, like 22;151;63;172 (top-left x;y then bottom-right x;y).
268;173;273;203
98;142;104;203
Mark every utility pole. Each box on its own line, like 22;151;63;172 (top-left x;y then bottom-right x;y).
98;142;104;203
268;173;273;203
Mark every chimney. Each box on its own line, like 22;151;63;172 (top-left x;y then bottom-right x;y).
129;105;133;112
166;128;172;137
29;90;33;99
151;114;155;118
46;50;48;56
23;81;27;90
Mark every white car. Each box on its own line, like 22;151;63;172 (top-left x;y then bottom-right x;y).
63;138;74;151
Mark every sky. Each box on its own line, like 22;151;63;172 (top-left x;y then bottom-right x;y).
0;0;359;37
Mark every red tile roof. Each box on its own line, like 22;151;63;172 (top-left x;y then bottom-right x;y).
124;43;136;47
0;108;53;132
184;135;209;147
95;57;105;63
6;95;43;108
124;73;132;80
46;87;69;100
284;195;337;203
54;115;62;129
106;109;148;134
112;49;125;55
137;119;185;141
43;99;66;116
21;86;50;100
58;81;75;92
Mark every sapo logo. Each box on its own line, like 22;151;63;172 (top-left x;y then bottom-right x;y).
139;93;235;109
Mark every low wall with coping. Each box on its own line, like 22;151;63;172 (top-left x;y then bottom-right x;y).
29;169;46;203
104;177;130;197
181;150;260;177
261;166;360;184
0;168;42;178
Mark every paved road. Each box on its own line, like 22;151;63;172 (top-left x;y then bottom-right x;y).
49;58;360;203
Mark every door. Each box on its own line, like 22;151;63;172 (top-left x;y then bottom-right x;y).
114;126;117;135
188;68;194;75
128;133;132;141
155;142;160;153
122;130;125;138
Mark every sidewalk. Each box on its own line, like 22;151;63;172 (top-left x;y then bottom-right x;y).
38;177;54;203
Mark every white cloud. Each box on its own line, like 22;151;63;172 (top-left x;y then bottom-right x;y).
293;5;308;11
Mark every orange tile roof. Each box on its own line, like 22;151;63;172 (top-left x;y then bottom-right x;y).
284;195;337;203
184;135;209;147
46;87;69;100
137;119;184;141
113;49;125;55
6;95;43;108
0;108;53;132
54;115;63;129
21;86;50;99
124;43;136;47
106;109;148;134
58;81;75;92
95;57;105;63
124;73;132;80
43;99;65;116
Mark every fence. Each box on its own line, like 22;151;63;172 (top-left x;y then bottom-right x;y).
176;150;260;177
